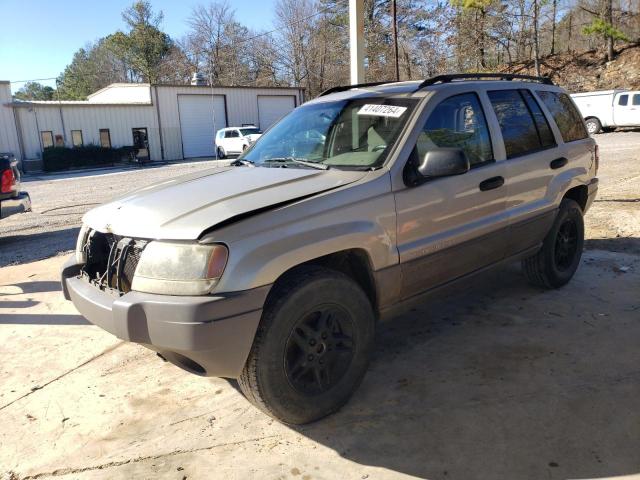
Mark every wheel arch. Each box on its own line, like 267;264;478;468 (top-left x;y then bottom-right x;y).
563;184;589;211
267;248;379;313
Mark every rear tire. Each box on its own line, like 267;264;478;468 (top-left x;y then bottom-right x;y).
585;117;602;135
238;266;375;424
522;199;584;289
217;147;226;159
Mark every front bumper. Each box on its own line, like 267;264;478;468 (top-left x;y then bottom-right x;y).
61;256;270;378
585;177;598;213
0;192;31;219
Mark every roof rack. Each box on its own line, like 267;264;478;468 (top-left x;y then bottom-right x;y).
319;81;394;97
415;73;553;90
318;73;553;98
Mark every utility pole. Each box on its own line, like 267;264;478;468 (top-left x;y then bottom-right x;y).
349;0;365;84
392;0;399;81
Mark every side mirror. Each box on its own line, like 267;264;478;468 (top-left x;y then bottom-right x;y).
418;148;470;178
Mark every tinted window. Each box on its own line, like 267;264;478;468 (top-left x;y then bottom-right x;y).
537;91;588;142
618;95;628;106
633;94;640;106
520;90;555;148
416;93;493;166
488;89;541;158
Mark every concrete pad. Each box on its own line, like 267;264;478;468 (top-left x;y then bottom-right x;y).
1;249;639;479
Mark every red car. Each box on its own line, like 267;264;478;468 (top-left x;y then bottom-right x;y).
0;153;31;219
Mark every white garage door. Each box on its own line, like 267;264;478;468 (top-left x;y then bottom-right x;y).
178;95;227;158
258;96;296;131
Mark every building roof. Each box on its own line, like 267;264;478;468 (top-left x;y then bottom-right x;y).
10;100;152;107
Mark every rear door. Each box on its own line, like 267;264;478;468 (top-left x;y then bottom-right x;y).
485;88;561;257
613;92;640;126
394;91;508;299
499;88;591;256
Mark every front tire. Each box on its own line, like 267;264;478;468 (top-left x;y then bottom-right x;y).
522;198;584;289
239;266;375;424
585;117;602;135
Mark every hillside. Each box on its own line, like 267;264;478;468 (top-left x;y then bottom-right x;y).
500;43;640;93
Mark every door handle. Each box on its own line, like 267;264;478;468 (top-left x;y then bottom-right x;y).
479;176;504;191
550;157;568;169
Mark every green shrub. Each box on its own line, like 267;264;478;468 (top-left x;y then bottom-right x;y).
42;145;136;172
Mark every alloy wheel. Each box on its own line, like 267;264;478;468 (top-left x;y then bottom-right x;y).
554;218;578;271
284;305;355;396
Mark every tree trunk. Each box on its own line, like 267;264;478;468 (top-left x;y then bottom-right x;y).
533;0;541;76
567;12;573;52
604;0;615;61
551;0;557;55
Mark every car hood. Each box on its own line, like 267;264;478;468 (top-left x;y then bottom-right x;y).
83;166;367;240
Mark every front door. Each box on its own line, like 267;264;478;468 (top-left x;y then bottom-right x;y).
614;92;640;126
394;92;508;300
132;128;149;161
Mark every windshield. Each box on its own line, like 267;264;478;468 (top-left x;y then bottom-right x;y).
241;98;418;169
239;127;262;136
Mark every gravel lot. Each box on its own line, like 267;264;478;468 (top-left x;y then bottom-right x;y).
0;160;228;266
0;131;639;480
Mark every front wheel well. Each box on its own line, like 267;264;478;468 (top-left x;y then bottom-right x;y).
563;185;588;211
269;249;378;311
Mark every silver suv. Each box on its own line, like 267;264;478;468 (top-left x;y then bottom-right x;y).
62;74;598;424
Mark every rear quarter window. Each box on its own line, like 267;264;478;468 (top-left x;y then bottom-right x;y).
536;91;588;142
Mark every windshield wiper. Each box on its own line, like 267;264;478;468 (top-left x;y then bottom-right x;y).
262;157;330;170
230;158;255;166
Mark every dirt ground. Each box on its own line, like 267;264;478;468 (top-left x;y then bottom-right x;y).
1;131;639;480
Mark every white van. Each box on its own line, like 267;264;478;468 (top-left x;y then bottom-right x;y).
215;126;263;158
571;90;640;134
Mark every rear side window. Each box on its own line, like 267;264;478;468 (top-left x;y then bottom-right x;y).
520;90;555;148
536;91;588;143
488;89;543;158
619;95;628;106
633;94;640;106
416;92;493;167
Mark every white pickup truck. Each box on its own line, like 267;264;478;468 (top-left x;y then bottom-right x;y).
571;89;640;134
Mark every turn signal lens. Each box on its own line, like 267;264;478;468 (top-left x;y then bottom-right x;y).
1;169;15;193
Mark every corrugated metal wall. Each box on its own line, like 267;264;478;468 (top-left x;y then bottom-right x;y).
156;86;304;160
10;85;304;162
0;82;21;158
15;105;159;160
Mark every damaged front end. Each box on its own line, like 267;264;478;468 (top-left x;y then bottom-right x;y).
77;227;148;296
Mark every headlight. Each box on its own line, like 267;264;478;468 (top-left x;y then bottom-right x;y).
131;241;228;296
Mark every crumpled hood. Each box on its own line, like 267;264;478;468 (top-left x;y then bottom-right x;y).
83;166;366;240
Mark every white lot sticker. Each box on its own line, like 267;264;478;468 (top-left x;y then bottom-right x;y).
357;104;407;118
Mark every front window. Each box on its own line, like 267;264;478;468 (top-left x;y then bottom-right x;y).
241;98;418;169
416;92;493;167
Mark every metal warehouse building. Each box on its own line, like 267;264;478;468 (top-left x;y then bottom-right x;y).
0;80;304;167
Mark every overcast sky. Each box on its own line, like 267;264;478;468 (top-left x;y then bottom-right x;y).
0;0;277;89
